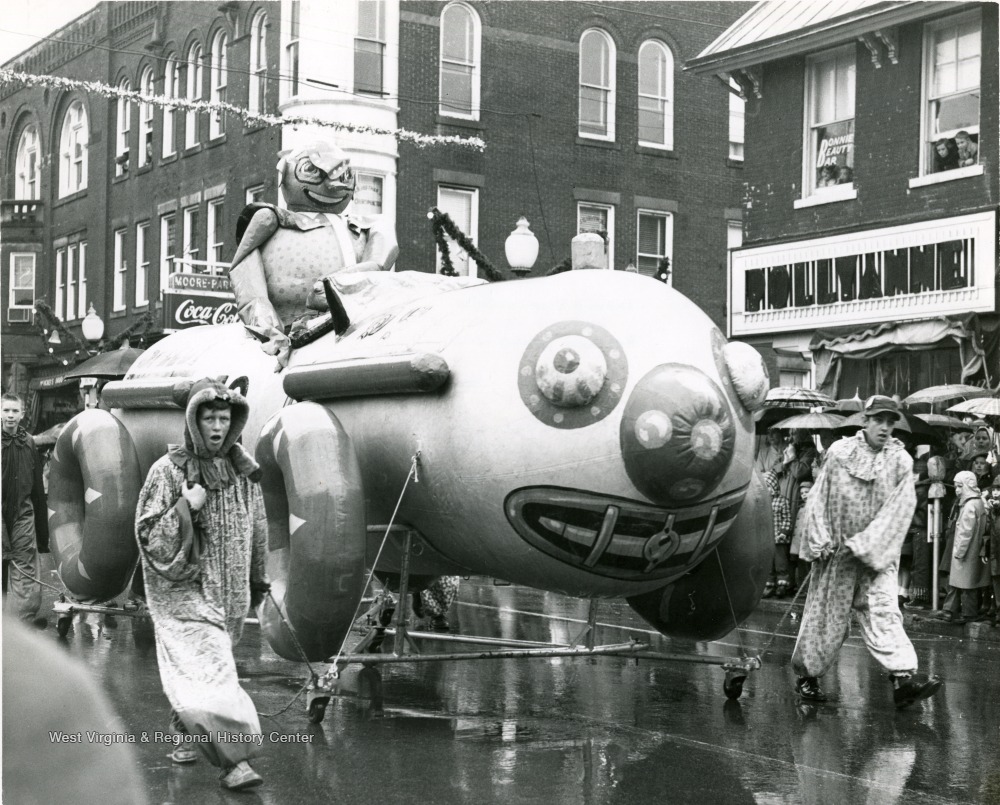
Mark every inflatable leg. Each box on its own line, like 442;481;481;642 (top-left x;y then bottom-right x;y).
626;471;773;641
48;410;143;603
256;403;366;661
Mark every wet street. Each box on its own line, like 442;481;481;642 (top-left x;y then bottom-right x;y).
33;578;1000;804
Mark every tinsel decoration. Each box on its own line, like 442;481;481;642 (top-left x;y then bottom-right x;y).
0;69;487;152
428;208;505;282
34;300;88;360
104;312;156;351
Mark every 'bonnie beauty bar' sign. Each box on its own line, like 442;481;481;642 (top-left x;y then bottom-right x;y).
162;273;239;332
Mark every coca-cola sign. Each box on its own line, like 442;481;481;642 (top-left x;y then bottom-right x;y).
162;274;239;332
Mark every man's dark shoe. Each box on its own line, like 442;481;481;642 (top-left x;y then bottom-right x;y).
795;676;827;702
893;674;941;709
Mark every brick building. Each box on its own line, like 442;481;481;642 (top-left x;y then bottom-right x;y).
688;1;999;396
2;0;751;429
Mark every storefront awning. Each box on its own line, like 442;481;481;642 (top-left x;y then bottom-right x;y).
28;365;79;391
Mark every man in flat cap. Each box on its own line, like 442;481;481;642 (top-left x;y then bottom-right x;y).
791;395;941;709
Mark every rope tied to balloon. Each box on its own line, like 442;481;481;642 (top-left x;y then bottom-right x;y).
427;208;505;282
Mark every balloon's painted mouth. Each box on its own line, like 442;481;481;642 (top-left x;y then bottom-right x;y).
504;486;746;581
305;189;349;206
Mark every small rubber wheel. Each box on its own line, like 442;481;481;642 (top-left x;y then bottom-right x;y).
307;697;328;724
57;616;72;638
723;674;745;700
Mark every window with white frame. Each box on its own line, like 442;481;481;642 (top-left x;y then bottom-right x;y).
637;40;672;149
77;242;88;319
577;202;614;269
183;206;201;271
923;10;980;175
439;2;480;119
245;185;265;204
65;244;77;320
579;29;615;140
160;213;177;298
356;0;386;94
8;254;35;323
804;46;855;196
55;249;65;320
210;31;228;138
249;11;268;114
729;78;745;161
435;186;478;277
185;42;204;148
163;55;179;158
14;125;40;199
58;100;88;197
139;66;155;165
353;172;384;216
207;199;225;268
115;80;131;176
283;0;300;102
113;229;128;311
135;222;149;306
636;210;671;280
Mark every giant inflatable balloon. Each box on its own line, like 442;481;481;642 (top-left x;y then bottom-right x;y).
48;269;773;660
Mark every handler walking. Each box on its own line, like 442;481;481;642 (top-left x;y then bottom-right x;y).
135;378;270;790
791;395;941;709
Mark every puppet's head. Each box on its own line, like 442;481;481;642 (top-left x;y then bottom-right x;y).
277;141;356;214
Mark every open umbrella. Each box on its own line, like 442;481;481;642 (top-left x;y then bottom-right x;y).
761;386;836;410
32;422;67;447
904;384;993;407
946;397;1000;419
915;413;973;432
64;347;144;380
836;411;938;443
769;412;845;432
834;393;864;413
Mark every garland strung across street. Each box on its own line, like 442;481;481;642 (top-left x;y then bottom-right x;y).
0;69;487;152
33;300;157;365
427;207;505;282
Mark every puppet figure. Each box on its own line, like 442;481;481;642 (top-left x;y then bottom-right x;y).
228;142;399;368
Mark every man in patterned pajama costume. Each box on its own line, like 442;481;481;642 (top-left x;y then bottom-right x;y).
791;395;942;709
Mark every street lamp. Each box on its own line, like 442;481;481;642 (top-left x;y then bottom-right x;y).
81;303;105;352
504;216;539;278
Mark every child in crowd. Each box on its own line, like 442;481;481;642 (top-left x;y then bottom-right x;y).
789;481;813;593
981;478;1000;627
763;470;792;598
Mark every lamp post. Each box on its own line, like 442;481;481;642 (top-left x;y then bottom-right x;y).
81;304;105;354
504;216;539;278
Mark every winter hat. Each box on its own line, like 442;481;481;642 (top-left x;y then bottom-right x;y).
953;470;980;501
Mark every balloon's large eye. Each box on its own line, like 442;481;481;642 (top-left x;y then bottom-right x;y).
519;321;627;429
295;159;322;183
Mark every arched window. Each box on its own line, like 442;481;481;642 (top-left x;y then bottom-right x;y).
162;54;179;157
637;40;672;149
249;11;268;114
579;29;615;140
115;79;131;176
185;42;204;148
58;100;88;197
139;66;155;165
210;30;228;137
14;125;40;199
438;2;480;119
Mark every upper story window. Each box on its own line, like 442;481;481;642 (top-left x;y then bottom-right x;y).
55;242;87;320
249;11;268;114
160;213;177;298
115;80;131;176
729;78;745;161
283;0;300;101
183;205;201;270
139;66;155;165
579;29;615;140
210;31;228;138
207;198;225;266
804;46;855;199
636;210;672;281
355;0;386;95
436;185;478;276
439;2;481;119
113;228;128;312
577;202;614;269
637;40;672;149
58;100;88;197
14;125;40;199
185;42;204;148
135;222;149;307
8;254;35;323
163;55;179;158
922;10;980;176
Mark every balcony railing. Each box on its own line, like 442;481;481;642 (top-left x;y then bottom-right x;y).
1;200;43;226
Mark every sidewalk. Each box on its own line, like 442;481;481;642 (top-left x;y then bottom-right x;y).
755;596;1000;644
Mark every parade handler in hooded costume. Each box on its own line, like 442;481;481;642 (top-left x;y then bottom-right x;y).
135;378;270;791
228;141;399;367
790;395;941;709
